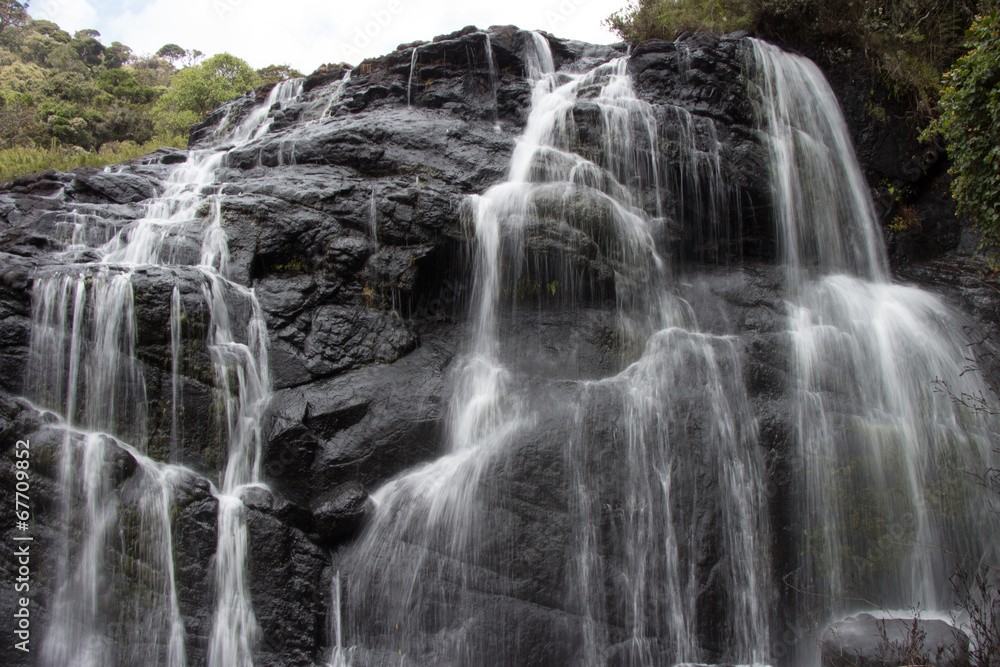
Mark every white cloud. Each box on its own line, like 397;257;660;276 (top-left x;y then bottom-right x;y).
30;0;626;73
27;0;100;34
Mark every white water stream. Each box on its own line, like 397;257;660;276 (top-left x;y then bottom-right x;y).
339;34;772;666
27;78;306;666
750;38;1000;647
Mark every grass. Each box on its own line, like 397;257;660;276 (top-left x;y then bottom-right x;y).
0;134;188;184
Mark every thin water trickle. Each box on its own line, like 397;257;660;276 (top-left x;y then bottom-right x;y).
170;285;183;462
407;46;420;107
750;37;1000;646
321;70;352;119
483;32;499;124
327;571;350;667
369;187;379;249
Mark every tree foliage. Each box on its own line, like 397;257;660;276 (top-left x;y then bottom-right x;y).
0;0;29;35
923;11;1000;263
607;0;982;112
257;64;303;85
155;43;185;62
151;53;259;135
0;12;300;180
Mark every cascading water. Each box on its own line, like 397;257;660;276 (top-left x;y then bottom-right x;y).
22;27;999;667
338;34;772;667
369;187;379;249
483;33;500;125
25;78;304;665
749;36;1000;643
320;71;352;119
406;31;499;116
407;46;420;107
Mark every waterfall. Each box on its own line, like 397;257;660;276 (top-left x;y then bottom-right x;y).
327;571;349;667
750;37;1000;638
39;430;118;666
339;33;771;666
321;70;352;119
369;187;379;249
407;46;420;107
483;32;499;124
170;285;183;462
23;25;999;667
26;78;303;666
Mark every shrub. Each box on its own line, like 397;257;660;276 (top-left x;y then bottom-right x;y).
606;0;754;42
922;11;1000;266
606;0;982;114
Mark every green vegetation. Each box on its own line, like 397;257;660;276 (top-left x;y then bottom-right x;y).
0;0;301;182
607;0;983;113
922;11;1000;265
0;136;186;183
608;0;999;265
151;53;262;137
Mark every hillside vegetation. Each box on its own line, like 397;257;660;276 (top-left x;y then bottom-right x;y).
0;0;301;182
607;0;983;112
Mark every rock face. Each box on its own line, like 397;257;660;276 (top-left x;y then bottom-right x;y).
0;25;995;667
821;614;970;667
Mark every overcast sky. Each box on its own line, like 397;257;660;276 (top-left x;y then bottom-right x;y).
27;0;627;73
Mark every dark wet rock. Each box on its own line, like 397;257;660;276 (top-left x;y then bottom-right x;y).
188;92;259;148
246;506;331;667
173;492;219;664
72;168;158;204
821;613;970;667
629;34;774;264
310;481;372;545
303;63;351;93
265;324;458;504
147;147;189;165
0;23;995;667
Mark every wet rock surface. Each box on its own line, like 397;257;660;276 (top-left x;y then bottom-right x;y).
0;25;994;667
821;614;970;667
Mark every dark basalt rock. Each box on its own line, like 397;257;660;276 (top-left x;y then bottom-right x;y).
0;23;995;667
821;614;970;667
72;168;158;203
310;481;372;545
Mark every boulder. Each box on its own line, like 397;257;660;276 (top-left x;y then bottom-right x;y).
821;613;970;667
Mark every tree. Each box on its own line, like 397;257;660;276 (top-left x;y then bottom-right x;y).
103;41;133;69
0;95;35;148
256;64;303;85
152;52;260;136
923;11;1000;265
0;0;29;36
181;49;204;68
30;19;70;42
156;43;186;64
202;52;259;89
97;68;155;104
70;29;105;72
